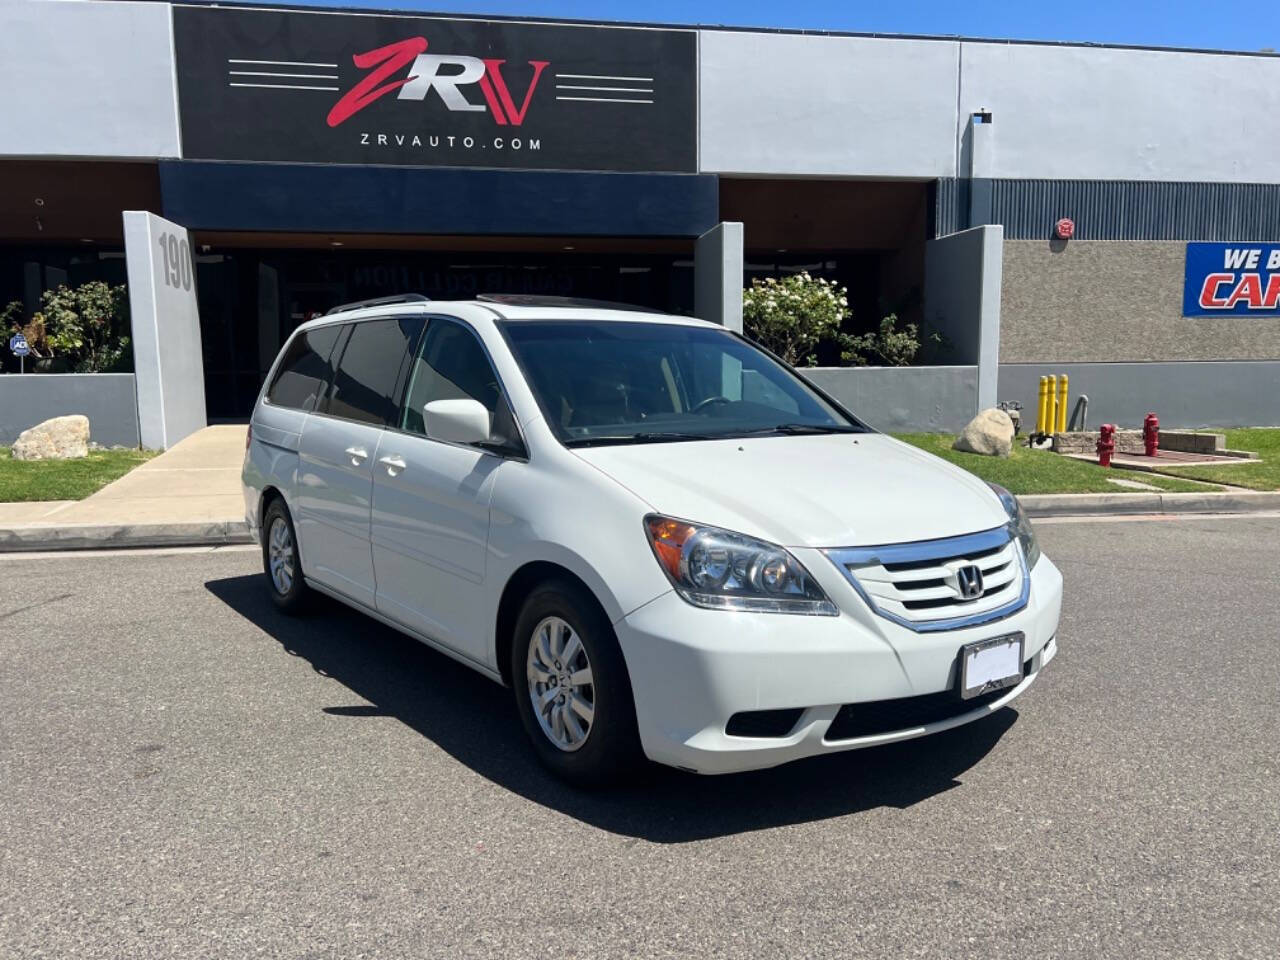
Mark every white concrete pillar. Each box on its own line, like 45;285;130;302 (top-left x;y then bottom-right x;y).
694;222;744;332
123;211;207;449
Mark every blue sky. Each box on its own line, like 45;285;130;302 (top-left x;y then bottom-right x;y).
247;0;1277;53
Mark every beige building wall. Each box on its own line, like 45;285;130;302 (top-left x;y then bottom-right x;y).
1001;240;1280;363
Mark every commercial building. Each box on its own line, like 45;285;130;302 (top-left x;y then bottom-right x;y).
3;0;1280;447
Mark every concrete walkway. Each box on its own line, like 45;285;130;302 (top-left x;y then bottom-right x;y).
53;424;247;525
0;500;75;526
0;425;251;551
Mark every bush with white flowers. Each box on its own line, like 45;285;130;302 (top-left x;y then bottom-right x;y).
742;272;935;367
741;272;850;367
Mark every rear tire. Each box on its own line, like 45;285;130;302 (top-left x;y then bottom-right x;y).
510;579;642;787
262;498;309;614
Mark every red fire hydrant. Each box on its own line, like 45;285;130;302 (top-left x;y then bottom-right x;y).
1143;412;1159;457
1098;423;1116;467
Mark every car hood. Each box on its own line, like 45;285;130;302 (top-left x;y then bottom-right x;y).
572;432;1009;547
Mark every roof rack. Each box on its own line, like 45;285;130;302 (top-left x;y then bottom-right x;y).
476;293;652;313
324;293;431;316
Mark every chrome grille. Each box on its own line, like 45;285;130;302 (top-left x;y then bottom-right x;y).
825;526;1029;632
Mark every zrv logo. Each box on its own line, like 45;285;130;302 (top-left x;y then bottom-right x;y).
327;37;549;128
173;5;697;171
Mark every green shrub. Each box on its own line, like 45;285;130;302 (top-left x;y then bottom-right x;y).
3;283;131;373
742;273;934;367
843;314;939;367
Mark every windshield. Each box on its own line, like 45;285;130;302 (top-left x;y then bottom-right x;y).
500;320;865;447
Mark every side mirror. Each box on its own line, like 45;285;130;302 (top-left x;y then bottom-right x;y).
424;398;491;445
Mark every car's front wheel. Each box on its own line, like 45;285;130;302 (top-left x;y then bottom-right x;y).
262;498;309;614
511;579;642;787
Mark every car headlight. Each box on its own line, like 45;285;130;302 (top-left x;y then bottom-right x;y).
644;515;837;616
988;483;1041;570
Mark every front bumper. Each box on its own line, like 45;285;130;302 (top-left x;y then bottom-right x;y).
615;551;1063;775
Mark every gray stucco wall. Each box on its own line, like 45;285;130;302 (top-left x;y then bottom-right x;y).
803;366;978;433
999;362;1280;429
699;31;960;178
698;30;1280;183
1001;240;1280;363
958;43;1280;184
0;374;140;447
0;0;180;159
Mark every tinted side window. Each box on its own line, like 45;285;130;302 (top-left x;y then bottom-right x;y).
326;317;422;426
265;325;341;411
401;320;504;438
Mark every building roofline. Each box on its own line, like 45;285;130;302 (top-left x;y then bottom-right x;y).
142;0;1280;60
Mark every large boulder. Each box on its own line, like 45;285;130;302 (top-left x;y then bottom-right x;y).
954;408;1015;458
11;415;90;461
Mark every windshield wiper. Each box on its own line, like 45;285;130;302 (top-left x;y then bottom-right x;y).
566;432;713;448
566;424;865;447
732;423;865;437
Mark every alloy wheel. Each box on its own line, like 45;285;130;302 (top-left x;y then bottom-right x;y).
526;616;595;752
268;516;295;595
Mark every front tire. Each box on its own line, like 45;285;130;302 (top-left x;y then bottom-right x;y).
510;579;642;787
262;498;309;614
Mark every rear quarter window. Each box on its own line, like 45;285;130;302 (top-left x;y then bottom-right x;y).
265;325;342;411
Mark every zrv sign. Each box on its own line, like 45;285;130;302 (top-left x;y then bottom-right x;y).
173;5;696;173
1184;242;1280;316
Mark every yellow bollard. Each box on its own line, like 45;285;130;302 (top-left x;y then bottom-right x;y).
1037;376;1049;435
1045;375;1058;438
1057;374;1069;433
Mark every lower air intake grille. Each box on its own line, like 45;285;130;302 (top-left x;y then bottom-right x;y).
823;663;1028;742
726;708;804;739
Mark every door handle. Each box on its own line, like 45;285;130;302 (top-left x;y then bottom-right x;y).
345;446;369;466
379;454;407;476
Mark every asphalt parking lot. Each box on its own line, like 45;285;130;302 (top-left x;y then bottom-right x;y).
2;515;1278;959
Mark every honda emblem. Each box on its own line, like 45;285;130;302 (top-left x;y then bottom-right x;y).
955;564;984;600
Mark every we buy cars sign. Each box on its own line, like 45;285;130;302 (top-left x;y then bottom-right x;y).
1184;243;1280;316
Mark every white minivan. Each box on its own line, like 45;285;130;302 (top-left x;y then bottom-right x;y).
243;294;1062;784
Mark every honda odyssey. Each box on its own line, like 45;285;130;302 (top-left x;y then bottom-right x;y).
243;294;1062;785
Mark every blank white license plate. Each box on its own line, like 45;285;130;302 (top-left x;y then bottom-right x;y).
959;633;1025;699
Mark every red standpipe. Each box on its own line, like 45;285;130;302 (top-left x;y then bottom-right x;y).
1143;412;1160;457
1098;423;1116;468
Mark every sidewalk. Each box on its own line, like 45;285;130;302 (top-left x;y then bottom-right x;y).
3;424;1280;552
0;425;252;551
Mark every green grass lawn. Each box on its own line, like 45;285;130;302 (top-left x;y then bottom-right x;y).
1148;428;1280;491
0;446;154;502
893;433;1218;496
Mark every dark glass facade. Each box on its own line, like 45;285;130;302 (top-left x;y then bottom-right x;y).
3;242;890;416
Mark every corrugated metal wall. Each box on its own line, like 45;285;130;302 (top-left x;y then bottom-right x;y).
935;178;1280;241
934;178;965;237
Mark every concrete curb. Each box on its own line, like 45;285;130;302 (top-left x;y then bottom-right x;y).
0;520;254;553
3;490;1280;552
1020;490;1280;518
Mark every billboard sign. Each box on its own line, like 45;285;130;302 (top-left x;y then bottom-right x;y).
1184;243;1280;317
172;5;697;173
